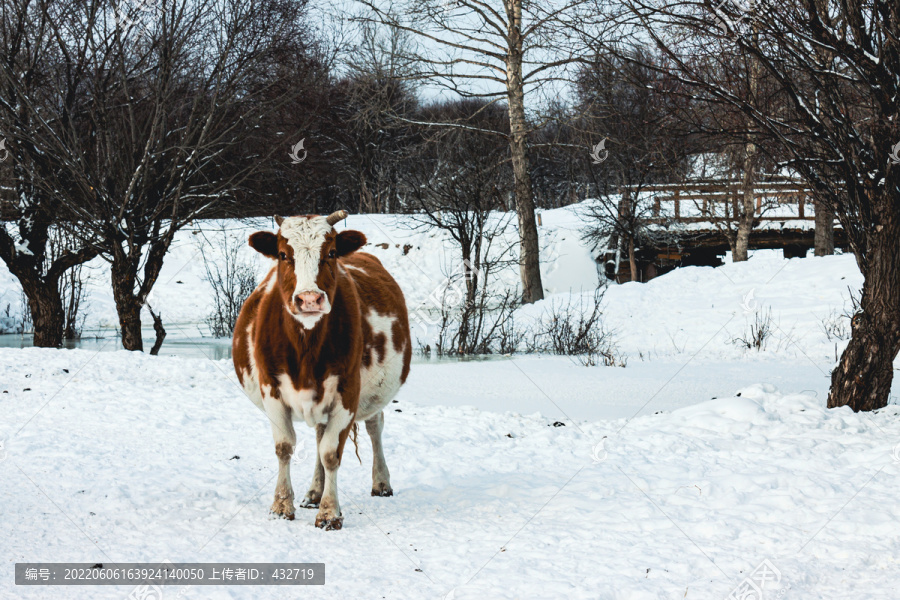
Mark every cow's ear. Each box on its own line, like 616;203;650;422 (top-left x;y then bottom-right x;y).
249;231;279;259
335;230;367;257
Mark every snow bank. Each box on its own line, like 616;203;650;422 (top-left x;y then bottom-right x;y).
0;204;867;374
0;205;601;338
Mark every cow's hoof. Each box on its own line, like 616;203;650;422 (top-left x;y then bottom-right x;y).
270;508;295;520
315;514;343;530
271;496;295;520
371;484;393;497
299;493;321;509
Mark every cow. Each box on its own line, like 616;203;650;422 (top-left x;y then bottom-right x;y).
232;210;412;530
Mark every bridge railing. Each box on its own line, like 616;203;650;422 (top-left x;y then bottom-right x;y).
623;180;815;225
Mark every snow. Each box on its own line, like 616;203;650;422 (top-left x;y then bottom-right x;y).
12;241;32;257
2;350;900;599
0;202;852;359
0;206;601;339
2;203;900;598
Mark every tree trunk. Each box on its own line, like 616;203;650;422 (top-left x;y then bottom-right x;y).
814;199;835;256
111;259;144;352
828;217;900;411
734;146;757;262
734;27;760;264
149;307;166;356
22;279;65;348
628;236;638;282
506;0;543;304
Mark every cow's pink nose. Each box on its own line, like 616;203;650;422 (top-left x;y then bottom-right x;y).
295;292;325;312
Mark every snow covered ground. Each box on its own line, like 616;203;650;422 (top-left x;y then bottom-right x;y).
3;204;900;598
3;349;900;599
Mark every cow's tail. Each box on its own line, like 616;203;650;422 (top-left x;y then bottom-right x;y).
350;423;361;464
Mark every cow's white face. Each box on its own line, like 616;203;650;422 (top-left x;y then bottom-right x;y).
248;214;368;330
280;216;334;328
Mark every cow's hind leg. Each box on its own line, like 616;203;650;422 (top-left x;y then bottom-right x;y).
366;411;393;497
315;411;353;530
263;396;296;519
299;424;325;509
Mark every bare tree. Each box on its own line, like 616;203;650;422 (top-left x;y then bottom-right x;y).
357;0;610;303
614;0;900;410
200;224;258;338
0;0;100;347
401;99;518;353
2;0;317;351
575;50;693;281
324;19;419;215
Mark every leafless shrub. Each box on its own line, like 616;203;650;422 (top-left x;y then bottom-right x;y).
430;285;519;357
0;290;34;335
59;265;89;341
0;295;17;334
843;286;861;318
820;286;861;343
496;313;519;355
526;289;625;367
821;309;851;342
17;291;32;335
200;226;258;338
732;308;773;351
49;230;92;341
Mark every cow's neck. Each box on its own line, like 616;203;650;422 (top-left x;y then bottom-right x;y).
289;309;331;357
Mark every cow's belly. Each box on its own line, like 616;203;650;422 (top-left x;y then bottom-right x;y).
356;309;406;422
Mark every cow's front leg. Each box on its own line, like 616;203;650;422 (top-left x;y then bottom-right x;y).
315;410;353;530
366;411;393;497
263;396;296;520
299;424;325;508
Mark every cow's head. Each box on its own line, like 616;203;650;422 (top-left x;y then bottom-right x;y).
249;210;366;329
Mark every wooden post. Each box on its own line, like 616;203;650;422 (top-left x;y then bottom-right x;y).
673;190;680;218
814;197;835;256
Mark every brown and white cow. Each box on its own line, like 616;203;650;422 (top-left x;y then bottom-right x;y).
232;210;411;530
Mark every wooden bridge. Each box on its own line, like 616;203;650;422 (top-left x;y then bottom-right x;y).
603;179;845;283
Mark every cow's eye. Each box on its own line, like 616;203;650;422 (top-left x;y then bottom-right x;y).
279;252;288;261
328;249;336;259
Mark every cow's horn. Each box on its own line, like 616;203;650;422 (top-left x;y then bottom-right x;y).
275;215;285;226
325;210;348;226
